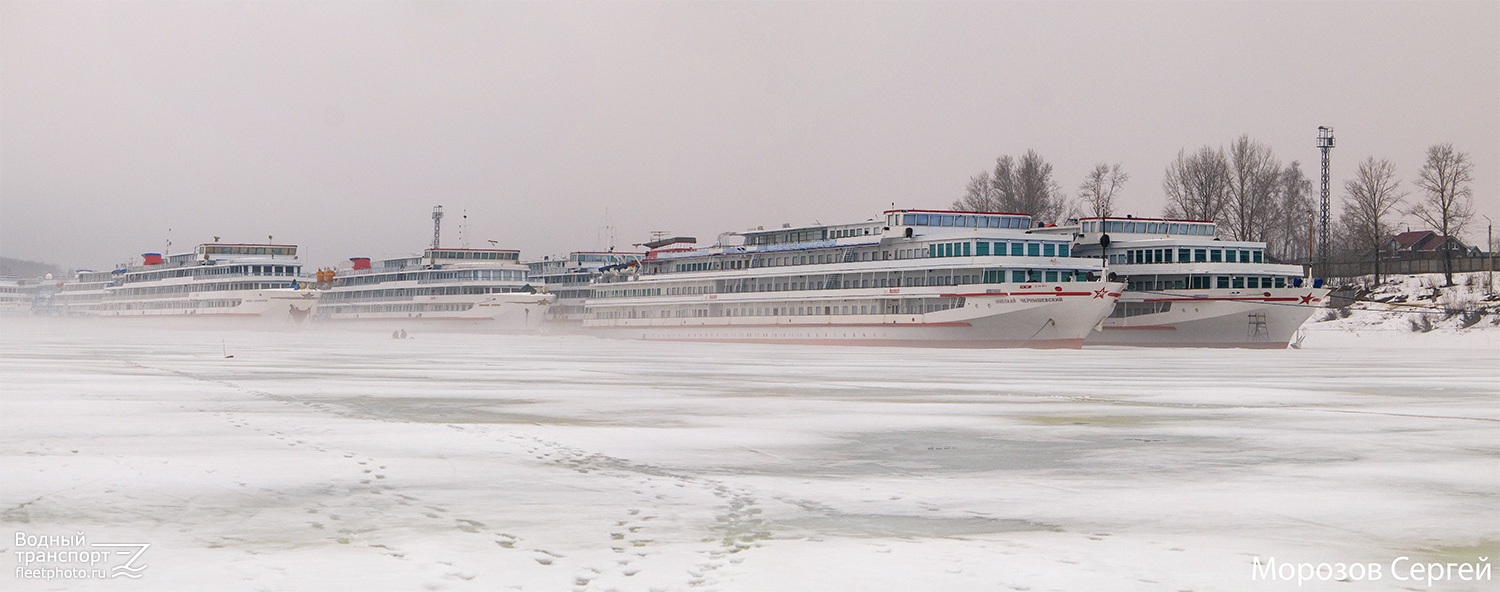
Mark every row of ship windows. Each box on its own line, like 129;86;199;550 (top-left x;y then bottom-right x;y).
60;282;112;292
108;281;296;298
669;241;1072;275
428;250;518;261
1124;276;1297;291
572;254;639;264
322;286;533;301
531;274;592;284
1111;302;1172;318
318;303;476;314
99;299;241;311
337;270;527;286
1111;248;1263;265
201;246;296;256
687;250;877;271
606;269;1092;298
932;241;1070;258
896;213;1031;229
593;297;965;319
1083;220;1215;235
125;265;301;283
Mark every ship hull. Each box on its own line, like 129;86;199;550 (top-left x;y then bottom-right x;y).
1086;288;1329;348
314;293;553;333
90;290;318;324
585;282;1122;349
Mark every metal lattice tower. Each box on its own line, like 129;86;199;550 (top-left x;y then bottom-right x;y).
1316;127;1335;263
431;205;444;250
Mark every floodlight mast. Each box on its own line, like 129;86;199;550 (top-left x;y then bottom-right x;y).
1316;127;1335;264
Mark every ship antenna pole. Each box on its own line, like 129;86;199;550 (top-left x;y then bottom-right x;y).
432;205;444;250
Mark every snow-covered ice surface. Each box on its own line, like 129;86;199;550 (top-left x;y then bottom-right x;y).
2;315;1496;591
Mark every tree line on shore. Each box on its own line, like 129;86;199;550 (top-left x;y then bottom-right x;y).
950;137;1479;286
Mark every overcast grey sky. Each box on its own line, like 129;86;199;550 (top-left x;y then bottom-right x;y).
2;1;1496;270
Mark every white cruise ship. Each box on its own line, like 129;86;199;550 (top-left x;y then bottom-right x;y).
1045;216;1329;348
81;243;318;321
53;270;112;316
313;248;553;332
0;276;37;316
583;208;1123;348
526;251;644;330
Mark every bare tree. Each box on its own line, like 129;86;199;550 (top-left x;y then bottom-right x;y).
1266;161;1314;263
1077;163;1129;221
955;151;1064;225
1410;143;1475;286
1224;135;1282;242
990;155;1016;209
1162;146;1231;222
1341;157;1406;284
1009;150;1065;225
953;169;998;211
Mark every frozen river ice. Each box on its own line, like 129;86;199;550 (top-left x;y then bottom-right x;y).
2;318;1497;591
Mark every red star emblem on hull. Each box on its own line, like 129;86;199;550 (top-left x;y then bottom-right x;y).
1092;287;1109;299
1298;293;1317;304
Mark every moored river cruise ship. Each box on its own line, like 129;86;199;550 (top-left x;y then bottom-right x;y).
0;276;37;316
1042;217;1329;348
313;248;553;332
71;243;318;321
584;209;1123;348
526;251;645;330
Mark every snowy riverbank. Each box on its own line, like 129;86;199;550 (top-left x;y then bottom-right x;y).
1;315;1495;591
